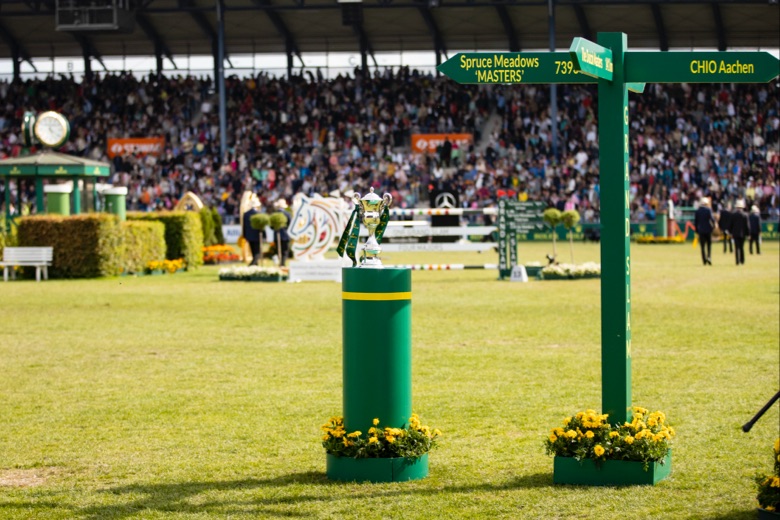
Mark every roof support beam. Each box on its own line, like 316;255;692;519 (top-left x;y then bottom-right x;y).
494;5;519;52
712;3;727;51
72;32;107;73
572;3;591;41
136;13;177;70
251;0;302;61
418;5;446;68
650;3;668;51
0;20;37;72
178;0;231;65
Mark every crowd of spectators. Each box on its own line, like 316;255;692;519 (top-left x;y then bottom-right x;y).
0;67;777;226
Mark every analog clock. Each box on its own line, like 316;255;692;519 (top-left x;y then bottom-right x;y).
34;111;70;148
21;112;36;147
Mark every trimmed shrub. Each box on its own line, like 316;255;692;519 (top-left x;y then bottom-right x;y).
121;220;166;274
212;208;225;244
17;214;123;278
128;211;204;268
200;207;216;247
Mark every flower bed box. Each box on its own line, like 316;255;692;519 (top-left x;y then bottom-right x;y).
326;453;428;483
758;508;780;519
553;452;671;486
540;273;601;280
524;266;543;278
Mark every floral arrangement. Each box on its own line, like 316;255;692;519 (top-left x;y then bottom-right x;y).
203;245;240;264
541;262;601;280
321;414;441;459
545;407;675;470
756;438;780;512
218;265;288;281
635;235;685;244
146;258;185;273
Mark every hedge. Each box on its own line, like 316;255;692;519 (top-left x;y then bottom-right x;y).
199;207;216;247
17;214;123;278
121;220;166;274
128;211;203;268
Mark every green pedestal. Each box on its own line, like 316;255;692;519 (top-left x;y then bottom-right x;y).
342;268;412;432
553;452;671;486
44;184;72;216
103;187;127;222
326;453;428;483
656;212;668;238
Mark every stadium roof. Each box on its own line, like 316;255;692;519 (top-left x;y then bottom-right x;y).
0;0;778;68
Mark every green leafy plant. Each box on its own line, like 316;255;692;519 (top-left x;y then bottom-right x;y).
543;208;562;260
544;407;675;470
322;414;441;460
250;213;270;267
269;212;288;264
560;209;581;263
199;207;216;247
756;438;780;513
212;208;225;245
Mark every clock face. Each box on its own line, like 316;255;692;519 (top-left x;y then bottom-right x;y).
34;111;70;148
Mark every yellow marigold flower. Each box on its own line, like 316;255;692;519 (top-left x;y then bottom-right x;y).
563;417;571;426
585;409;596;415
625;436;635;445
368;436;378;444
575;412;584;420
554;428;564;436
633;406;648;414
566;430;577;439
594;445;605;457
766;506;775;512
386;435;396;443
342;438;352;447
373;418;380;426
347;431;362;438
772;477;780;488
668;427;675;437
647;418;658;427
775;438;780;454
609;431;619;438
368;427;377;434
585;431;595;439
549;434;558;443
322;435;329;441
433;429;442;437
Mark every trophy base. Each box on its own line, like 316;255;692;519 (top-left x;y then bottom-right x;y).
359;257;384;268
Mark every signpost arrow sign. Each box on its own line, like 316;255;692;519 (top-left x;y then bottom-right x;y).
625;51;780;83
569;37;614;81
437;52;596;85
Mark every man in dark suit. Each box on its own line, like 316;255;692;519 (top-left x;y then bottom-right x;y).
730;199;749;265
694;197;715;266
718;203;733;254
749;205;762;255
243;202;262;266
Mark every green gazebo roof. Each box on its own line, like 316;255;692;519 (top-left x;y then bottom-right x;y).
0;151;110;177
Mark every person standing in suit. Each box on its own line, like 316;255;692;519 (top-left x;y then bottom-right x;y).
730;199;750;265
242;201;262;266
694;197;715;266
718;202;733;254
749;205;762;255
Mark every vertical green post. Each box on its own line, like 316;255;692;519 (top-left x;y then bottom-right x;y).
4;177;11;232
72;179;81;215
598;32;631;425
44;184;72;216
35;178;44;214
103;187;128;221
342;268;412;432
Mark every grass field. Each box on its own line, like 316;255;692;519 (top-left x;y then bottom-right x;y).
0;241;778;519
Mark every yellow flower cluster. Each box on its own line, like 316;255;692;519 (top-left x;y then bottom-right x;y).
146;258;185;273
321;414;442;459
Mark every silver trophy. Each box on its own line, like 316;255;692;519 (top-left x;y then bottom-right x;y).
352;187;393;268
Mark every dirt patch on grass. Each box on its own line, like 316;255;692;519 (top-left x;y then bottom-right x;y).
0;467;58;487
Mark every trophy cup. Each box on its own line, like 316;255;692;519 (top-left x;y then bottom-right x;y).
352;187;393;268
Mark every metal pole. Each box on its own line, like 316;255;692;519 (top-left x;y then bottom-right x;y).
548;0;558;159
4;177;11;232
216;0;228;163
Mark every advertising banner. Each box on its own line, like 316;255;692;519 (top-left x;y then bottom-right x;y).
107;137;165;158
410;133;473;154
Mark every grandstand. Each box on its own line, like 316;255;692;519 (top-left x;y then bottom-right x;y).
0;1;778;229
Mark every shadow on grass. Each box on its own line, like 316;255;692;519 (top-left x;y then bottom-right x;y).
701;511;759;520
72;471;554;519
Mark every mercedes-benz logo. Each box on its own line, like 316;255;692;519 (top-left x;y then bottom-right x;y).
435;192;457;208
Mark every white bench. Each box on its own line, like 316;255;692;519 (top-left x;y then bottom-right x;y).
1;247;53;282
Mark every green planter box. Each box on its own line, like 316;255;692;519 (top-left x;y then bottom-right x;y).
758;508;780;519
326;453;428;483
553;452;671;486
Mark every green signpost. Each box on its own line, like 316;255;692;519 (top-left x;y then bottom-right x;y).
438;36;780;429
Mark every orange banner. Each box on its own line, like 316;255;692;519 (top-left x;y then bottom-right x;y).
107;137;165;158
411;133;473;154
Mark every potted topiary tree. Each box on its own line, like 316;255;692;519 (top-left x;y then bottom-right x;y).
269;212;288;266
561;209;581;264
249;213;270;267
543;208;562;261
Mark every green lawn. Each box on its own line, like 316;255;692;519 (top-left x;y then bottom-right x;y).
0;241;778;519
